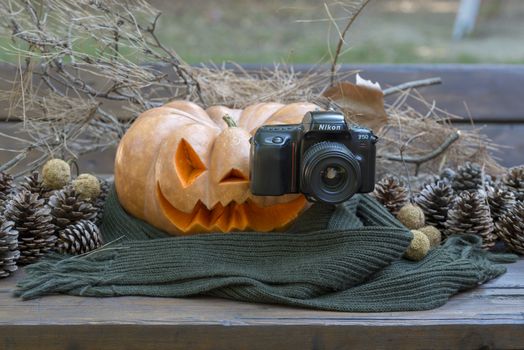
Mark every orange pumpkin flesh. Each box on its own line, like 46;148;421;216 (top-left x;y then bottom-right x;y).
175;139;208;187
157;184;307;232
115;100;320;235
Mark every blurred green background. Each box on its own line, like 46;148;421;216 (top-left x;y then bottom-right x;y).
0;0;521;64
149;0;524;64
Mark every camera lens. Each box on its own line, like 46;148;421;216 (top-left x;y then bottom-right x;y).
321;165;347;189
301;142;361;204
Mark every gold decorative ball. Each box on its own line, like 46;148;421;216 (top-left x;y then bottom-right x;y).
405;230;430;261
42;158;71;190
419;225;442;248
397;204;425;229
73;174;101;201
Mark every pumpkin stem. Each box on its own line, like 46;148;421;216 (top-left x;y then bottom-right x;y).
222;114;237;128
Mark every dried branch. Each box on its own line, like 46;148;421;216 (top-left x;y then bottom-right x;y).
0;0;205;174
383;77;443;96
329;0;372;85
382;131;461;175
0;0;503;180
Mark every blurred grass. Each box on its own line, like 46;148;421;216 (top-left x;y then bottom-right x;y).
150;0;524;64
1;0;523;64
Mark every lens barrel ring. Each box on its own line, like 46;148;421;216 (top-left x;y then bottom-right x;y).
301;142;361;204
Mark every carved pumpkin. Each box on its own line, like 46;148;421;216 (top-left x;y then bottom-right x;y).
114;100;320;235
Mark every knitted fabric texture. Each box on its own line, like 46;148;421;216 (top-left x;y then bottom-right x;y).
15;184;517;312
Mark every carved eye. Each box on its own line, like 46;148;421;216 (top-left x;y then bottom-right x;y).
175;139;207;187
220;168;248;184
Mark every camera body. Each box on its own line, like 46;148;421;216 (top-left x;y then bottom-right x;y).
250;111;378;204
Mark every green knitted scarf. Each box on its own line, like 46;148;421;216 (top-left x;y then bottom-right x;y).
16;184;517;312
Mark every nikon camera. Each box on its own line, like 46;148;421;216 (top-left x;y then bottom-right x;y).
250;111;378;204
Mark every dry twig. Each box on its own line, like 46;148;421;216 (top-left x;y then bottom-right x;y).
383;77;443;96
0;0;201;174
329;0;372;85
382;131;461;175
0;0;504;181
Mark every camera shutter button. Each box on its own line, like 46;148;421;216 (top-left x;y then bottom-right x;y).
272;136;284;144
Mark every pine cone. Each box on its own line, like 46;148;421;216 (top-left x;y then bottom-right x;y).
415;180;453;230
439;168;456;183
48;186;97;231
444;191;496;249
56;220;102;255
487;185;516;220
372;176;408;215
94;179;109;225
0;220;19;278
20;171;43;194
0;172;14;212
503;166;524;201
485;175;495;187
408;174;439;192
4;191;56;265
20;171;54;200
496;202;524;254
452;162;485;192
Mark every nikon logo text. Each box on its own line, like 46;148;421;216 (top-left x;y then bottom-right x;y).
318;124;342;131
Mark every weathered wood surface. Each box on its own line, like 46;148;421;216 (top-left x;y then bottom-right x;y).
1;64;524;172
0;259;523;350
1;64;523;172
1;64;523;349
1;63;523;122
1;122;522;174
459;124;524;168
247;63;524;124
0;122;116;175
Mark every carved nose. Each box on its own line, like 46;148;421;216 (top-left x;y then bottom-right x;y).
220;168;248;184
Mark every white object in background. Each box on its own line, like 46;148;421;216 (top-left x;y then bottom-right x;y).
453;0;481;40
355;73;382;92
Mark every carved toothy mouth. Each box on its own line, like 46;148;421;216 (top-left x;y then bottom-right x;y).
156;183;306;233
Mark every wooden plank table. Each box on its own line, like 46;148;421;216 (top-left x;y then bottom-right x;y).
1;64;524;349
0;259;523;350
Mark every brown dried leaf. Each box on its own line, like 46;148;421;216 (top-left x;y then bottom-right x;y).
323;80;388;133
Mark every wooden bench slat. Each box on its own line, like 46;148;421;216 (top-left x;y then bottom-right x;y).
0;259;522;349
2;122;523;174
1;324;521;350
246;63;524;123
1;267;522;326
1;63;524;123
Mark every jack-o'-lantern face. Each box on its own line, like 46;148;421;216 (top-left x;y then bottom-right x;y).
114;100;320;235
